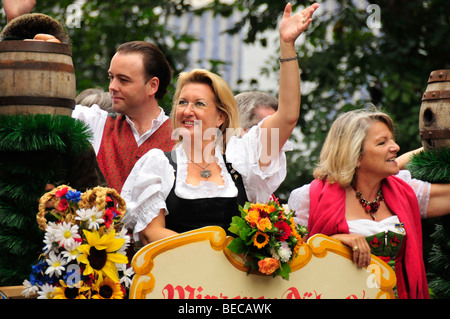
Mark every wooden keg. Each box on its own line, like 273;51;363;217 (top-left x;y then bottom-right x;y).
419;69;450;150
0;40;76;116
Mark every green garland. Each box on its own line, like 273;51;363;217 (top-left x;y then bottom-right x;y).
407;148;450;299
406;149;450;183
0;114;92;153
0;114;92;286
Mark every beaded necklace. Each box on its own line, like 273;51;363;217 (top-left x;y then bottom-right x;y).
354;188;384;220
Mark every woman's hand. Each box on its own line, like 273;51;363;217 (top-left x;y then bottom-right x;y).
3;0;36;23
332;233;372;268
279;2;319;44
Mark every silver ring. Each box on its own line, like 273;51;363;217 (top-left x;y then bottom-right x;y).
352;246;359;252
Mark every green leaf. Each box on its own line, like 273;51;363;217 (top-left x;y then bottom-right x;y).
227;237;245;254
228;216;243;235
277;262;291;281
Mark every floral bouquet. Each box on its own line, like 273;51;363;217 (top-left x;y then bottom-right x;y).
227;195;308;280
22;185;134;299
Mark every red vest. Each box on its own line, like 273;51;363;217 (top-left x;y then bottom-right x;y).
97;115;175;193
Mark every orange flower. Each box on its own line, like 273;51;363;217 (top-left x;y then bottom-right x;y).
293;235;304;254
245;209;260;227
258;258;279;275
256;217;272;232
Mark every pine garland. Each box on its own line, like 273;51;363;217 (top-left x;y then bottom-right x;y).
0;114;92;153
406;149;450;183
407;148;450;299
0;114;93;286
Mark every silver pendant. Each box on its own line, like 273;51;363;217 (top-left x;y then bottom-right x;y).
200;169;212;178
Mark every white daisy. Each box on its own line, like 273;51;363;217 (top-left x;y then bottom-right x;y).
75;207;93;221
45;251;67;277
37;283;55;299
116;228;131;255
118;264;135;288
45;221;59;236
87;208;105;230
22;279;39;298
54;222;81;249
42;232;58;255
61;241;81;261
75;207;105;230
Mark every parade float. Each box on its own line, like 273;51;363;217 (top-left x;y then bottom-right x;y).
0;36;446;298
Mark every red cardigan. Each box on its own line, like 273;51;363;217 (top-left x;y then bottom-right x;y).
309;176;429;299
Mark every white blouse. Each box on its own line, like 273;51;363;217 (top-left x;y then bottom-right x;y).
287;170;431;236
121;120;293;241
347;216;405;237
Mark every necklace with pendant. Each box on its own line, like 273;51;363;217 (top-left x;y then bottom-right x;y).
189;160;212;179
355;188;383;220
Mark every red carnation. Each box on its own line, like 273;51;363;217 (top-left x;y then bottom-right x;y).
274;221;291;241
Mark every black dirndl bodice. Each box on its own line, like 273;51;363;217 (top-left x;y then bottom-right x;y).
164;151;248;234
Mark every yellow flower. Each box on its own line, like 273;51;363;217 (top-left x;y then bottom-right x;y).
77;229;128;283
293;234;304;255
52;280;90;299
253;231;269;249
256;217;272;232
290;218;298;236
92;276;124;299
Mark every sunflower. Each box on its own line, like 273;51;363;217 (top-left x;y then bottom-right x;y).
253;231;269;249
92;276;124;299
77;229;128;283
52;280;90;299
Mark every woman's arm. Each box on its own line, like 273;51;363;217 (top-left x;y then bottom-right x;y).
396;147;422;170
138;209;178;245
426;183;450;218
260;3;319;168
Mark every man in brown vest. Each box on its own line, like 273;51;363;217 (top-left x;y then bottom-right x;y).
73;41;176;193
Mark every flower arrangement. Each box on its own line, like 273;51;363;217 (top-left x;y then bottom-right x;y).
227;195;308;280
22;185;134;299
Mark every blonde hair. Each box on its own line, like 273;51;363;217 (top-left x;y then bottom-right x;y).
170;69;241;151
313;108;395;187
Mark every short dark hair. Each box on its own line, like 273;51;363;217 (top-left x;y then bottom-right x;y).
116;41;173;100
0;13;70;45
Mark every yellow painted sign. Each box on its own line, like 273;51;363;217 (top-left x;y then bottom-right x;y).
130;226;396;299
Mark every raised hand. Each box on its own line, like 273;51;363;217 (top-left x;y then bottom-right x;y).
3;0;36;22
279;2;319;44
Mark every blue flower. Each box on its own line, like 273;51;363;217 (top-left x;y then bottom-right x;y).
65;190;82;203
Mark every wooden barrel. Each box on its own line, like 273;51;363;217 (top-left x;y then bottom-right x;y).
0;40;76;116
419;69;450;150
